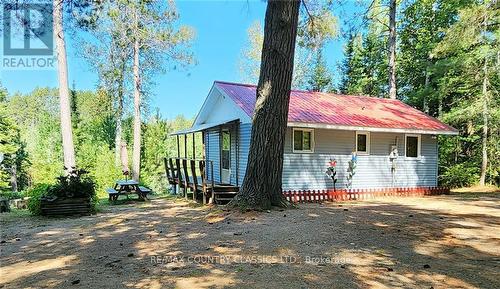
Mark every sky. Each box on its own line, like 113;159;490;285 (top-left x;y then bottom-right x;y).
1;0;358;120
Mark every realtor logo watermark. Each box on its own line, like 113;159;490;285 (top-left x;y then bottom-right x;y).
2;1;54;70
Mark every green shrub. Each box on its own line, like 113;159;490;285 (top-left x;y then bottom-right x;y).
0;191;24;200
26;184;52;215
439;163;480;188
50;168;96;199
26;169;98;215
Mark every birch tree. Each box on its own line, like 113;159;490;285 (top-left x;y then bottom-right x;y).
53;0;76;173
122;0;195;181
79;0;132;166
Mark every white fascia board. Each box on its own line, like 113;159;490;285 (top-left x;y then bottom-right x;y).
193;83;218;126
287;122;459;135
214;85;252;124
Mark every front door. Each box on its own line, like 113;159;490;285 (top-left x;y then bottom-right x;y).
220;129;231;184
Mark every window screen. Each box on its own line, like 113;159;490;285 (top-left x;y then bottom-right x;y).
406;136;419;157
357;134;367;152
221;130;230;169
293;129;313;152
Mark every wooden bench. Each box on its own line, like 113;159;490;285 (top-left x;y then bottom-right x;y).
138;186;152;197
106;188;120;201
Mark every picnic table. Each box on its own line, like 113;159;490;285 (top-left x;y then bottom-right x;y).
106;180;152;201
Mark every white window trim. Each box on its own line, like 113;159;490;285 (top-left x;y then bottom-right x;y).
405;134;421;159
292;128;315;153
355;131;370;155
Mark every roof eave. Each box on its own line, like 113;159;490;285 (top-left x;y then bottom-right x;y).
287;122;459;135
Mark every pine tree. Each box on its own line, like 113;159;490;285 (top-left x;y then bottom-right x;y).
234;0;301;209
434;0;499;185
361;0;388;97
399;0;473;114
340;33;365;94
0;85;20;191
306;49;333;92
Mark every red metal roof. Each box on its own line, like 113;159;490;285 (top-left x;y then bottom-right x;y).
215;81;457;134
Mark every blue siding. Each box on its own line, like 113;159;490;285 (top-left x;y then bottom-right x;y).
205;129;220;183
206;125;438;190
282;128;438;190
230;126;237;185
237;123;252;185
203;123;252;186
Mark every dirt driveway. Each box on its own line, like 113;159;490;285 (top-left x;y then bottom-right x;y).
1;194;499;289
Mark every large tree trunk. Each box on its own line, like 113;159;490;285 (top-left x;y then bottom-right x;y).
388;0;397;99
423;64;430;114
10;155;17;192
479;53;489;186
54;0;76;173
132;36;141;181
479;12;490;186
115;62;125;166
232;0;300;210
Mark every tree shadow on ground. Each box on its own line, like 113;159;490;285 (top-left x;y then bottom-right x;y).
0;193;499;288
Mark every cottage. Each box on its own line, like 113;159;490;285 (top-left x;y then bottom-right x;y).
172;81;457;201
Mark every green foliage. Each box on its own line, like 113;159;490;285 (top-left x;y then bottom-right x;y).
26;169;97;216
297;5;338;50
82;143;122;198
142;114;200;193
26;184;51;216
142;116;169;193
339;0;388;97
439;163;480;188
239;3;338;89
49;168;96;199
0;191;24;200
306;50;333;92
0;83;28;191
7;88;62;185
339;33;365;94
432;0;499;185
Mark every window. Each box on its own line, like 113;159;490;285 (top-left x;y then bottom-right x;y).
293;128;314;153
221;130;230;169
405;134;421;158
356;131;370;155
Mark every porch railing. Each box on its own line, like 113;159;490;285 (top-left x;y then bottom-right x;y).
163;157;215;203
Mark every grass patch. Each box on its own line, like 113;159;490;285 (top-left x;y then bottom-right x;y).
450;185;499;194
449;185;500;198
0;208;37;224
95;192;180;211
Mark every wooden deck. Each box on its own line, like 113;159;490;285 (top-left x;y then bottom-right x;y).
164;157;239;204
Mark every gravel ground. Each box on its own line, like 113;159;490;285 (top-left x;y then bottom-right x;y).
1;193;499;289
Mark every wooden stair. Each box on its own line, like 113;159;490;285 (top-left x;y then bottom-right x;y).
213;185;239;205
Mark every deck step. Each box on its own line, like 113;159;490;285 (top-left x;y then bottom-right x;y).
213;191;238;195
215;198;234;201
213;186;239;193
